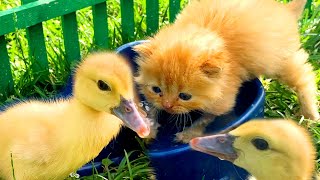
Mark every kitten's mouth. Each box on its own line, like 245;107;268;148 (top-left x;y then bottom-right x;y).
163;108;176;114
158;109;203;120
156;109;204;132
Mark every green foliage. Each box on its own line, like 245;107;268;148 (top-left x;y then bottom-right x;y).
65;150;154;180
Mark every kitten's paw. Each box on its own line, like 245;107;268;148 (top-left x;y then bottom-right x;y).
308;114;320;122
309;113;319;122
299;108;320;121
174;130;204;144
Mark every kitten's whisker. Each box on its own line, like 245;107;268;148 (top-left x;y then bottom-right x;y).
181;114;184;130
176;114;182;129
192;110;204;116
181;114;185;130
171;114;175;120
187;113;193;126
182;113;187;131
154;108;159;118
168;114;176;123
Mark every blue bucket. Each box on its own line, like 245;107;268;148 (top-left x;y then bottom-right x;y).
58;40;265;179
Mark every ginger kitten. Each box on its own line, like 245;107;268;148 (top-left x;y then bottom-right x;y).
135;0;319;143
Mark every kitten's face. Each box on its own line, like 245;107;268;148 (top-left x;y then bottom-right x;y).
136;56;218;114
135;30;234;115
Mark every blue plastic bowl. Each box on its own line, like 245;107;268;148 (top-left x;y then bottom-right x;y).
58;40;265;179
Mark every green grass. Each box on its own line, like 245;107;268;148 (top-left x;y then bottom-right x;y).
10;153;16;180
0;0;320;179
0;0;188;103
65;150;154;180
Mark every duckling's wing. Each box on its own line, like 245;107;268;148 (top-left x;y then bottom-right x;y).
0;102;59;165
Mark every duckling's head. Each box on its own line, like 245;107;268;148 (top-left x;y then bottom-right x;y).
190;119;316;180
73;52;149;137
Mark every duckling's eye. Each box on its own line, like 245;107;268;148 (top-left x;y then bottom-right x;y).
179;93;192;101
251;138;269;151
97;80;111;91
152;86;162;94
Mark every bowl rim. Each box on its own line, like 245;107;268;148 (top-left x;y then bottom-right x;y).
116;41;266;157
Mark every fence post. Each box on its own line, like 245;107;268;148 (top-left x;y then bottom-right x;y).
21;0;49;80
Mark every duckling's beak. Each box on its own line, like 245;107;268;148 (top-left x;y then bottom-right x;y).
112;96;150;138
189;134;238;162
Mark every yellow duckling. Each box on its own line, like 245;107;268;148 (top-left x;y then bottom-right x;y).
190;119;316;180
0;52;150;180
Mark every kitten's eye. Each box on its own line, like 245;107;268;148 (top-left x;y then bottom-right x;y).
179;93;192;100
152;86;162;94
251;138;269;150
97;80;111;91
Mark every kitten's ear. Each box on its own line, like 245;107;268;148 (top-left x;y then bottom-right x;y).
200;61;222;78
199;49;229;78
134;42;153;57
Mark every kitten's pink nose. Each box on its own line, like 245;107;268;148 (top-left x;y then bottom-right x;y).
162;100;173;109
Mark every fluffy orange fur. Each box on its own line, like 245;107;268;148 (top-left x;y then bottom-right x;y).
135;0;319;141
